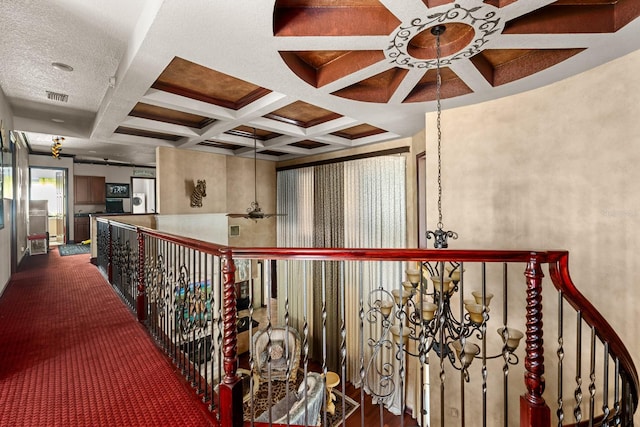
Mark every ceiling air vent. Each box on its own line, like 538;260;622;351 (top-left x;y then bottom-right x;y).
46;91;69;102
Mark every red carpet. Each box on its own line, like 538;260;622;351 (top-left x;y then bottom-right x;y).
0;248;215;426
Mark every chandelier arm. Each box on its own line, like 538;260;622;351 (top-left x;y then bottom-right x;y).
424;261;437;277
482;352;519;364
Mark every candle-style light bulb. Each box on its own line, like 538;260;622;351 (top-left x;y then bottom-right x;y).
497;327;524;352
379;300;393;318
452;341;480;369
472;291;494;307
392;289;411;306
405;268;420;287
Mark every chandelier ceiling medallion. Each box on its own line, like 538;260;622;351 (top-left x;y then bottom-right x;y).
227;128;286;220
386;4;503;70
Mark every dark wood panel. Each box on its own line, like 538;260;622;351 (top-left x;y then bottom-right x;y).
90;176;105;203
274;3;400;36
74;217;90;242
151;57;271;110
129;102;215;129
75;176;105;204
74;176;91;204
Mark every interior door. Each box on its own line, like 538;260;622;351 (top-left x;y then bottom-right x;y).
55;170;66;244
131;177;156;213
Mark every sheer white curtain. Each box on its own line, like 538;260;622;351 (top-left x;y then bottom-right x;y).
276;168;314;343
276;156;413;417
277;167;314;248
343;156;408;415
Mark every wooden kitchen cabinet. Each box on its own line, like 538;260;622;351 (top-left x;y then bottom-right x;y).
74;216;90;242
74;176;105;204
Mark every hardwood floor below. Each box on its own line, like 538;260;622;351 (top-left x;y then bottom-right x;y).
238;353;417;427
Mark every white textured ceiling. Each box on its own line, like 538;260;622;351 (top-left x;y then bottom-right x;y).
1;0;639;166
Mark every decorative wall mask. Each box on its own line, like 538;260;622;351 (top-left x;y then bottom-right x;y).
190;179;207;208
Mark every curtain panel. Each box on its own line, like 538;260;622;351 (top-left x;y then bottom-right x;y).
276;155;410;416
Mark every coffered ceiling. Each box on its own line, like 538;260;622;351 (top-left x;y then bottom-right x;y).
1;0;639;166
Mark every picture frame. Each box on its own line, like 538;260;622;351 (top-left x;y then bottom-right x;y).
105;182;130;198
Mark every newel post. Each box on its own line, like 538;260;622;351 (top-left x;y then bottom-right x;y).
136;229;146;322
219;249;242;427
520;255;551;427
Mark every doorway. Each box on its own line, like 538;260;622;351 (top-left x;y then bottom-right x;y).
29;167;68;246
131;177;156;214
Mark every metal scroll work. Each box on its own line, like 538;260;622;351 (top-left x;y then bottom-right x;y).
364;261;523;404
385;4;503;70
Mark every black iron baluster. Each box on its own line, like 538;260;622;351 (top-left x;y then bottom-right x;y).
557;292;565;427
574;311;583;423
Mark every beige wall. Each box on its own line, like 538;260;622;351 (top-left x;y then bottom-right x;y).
227;155;277;247
425;49;640;423
156;147;277;247
156;146;227;214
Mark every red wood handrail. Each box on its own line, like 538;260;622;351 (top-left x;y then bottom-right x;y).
547;251;639;412
231;247;556;262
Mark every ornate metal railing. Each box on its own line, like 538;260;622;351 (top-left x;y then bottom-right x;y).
96;219;228;423
96;218;638;427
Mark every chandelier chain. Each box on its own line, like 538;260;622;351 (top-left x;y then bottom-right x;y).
435;30;443;230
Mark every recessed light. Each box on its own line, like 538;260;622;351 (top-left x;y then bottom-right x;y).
88;150;97;153
51;118;64;123
51;62;73;72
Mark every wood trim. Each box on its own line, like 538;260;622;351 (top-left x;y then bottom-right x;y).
263;111;342;128
151;81;271;110
416;151;426;248
276;146;410;171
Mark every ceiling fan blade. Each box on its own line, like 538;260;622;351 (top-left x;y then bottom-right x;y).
226;212;287;219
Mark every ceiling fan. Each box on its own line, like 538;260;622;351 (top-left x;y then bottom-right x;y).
227;128;286;220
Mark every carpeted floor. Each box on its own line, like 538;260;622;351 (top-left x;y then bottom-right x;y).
57;243;91;256
0;249;214;426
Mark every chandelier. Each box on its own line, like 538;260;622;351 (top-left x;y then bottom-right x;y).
365;26;524;410
380;262;524;379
